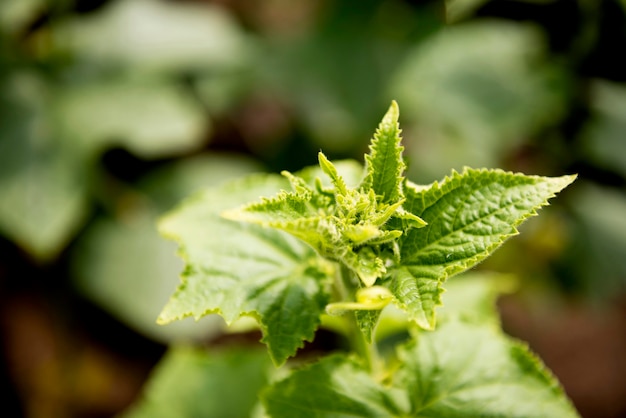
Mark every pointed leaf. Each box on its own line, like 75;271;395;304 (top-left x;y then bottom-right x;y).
158;174;333;365
362;100;405;203
391;169;575;329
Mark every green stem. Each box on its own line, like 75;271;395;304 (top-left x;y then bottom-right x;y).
334;264;383;376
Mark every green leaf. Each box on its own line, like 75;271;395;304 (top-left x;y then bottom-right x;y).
262;354;407;418
361;100;405;204
391;168;576;329
71;154;260;343
119;346;271;418
397;318;579;417
52;0;251;76
158;174;334;365
0;72;90;261
56;80;208;159
263;319;580;418
392;21;567;182
355;309;383;343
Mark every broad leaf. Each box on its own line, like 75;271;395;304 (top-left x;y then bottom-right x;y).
52;0;250;76
391;169;576;329
119;346;270;418
158;174;333;365
396;318;579;417
263;318;580;418
262;354;406;418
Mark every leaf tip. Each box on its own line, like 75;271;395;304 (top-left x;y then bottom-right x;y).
382;100;400;127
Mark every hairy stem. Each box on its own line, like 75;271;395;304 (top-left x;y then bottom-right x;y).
334;264;382;376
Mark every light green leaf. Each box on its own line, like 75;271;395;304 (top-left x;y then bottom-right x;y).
391;168;575;329
0;0;45;35
119;346;271;418
52;0;251;76
361;100;405;204
55;80;208;159
263;319;579;418
158;174;334;365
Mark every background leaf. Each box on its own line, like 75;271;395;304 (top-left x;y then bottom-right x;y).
72;154;260;342
119;346;271;418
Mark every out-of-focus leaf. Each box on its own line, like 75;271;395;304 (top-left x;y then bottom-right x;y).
55;80;208;159
391;21;567;182
0;0;45;35
561;182;626;298
445;0;490;22
262;1;444;154
52;0;251;76
445;0;558;22
580;80;626;177
0;72;89;261
72;154;262;342
119;346;271;418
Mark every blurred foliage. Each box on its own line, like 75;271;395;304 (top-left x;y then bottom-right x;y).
1;0;626;416
118;346;271;418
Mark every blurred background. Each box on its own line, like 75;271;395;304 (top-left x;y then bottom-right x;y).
1;0;625;417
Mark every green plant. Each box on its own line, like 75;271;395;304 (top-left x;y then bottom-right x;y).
151;101;579;417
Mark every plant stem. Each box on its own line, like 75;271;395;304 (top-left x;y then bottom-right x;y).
335;264;383;376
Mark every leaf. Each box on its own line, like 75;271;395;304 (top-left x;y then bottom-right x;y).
158;174;334;365
361;100;405;204
262;354;406;418
580;80;626;178
51;0;250;76
263;319;580;418
396;318;580;417
71;154;260;343
390;168;576;329
355;309;383;343
55;80;208;159
392;21;567;182
0;72;90;261
119;346;271;418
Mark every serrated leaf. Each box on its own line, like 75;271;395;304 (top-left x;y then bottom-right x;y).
263;319;579;418
362;100;405;204
397;318;579;417
391;168;575;329
158;174;334;365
